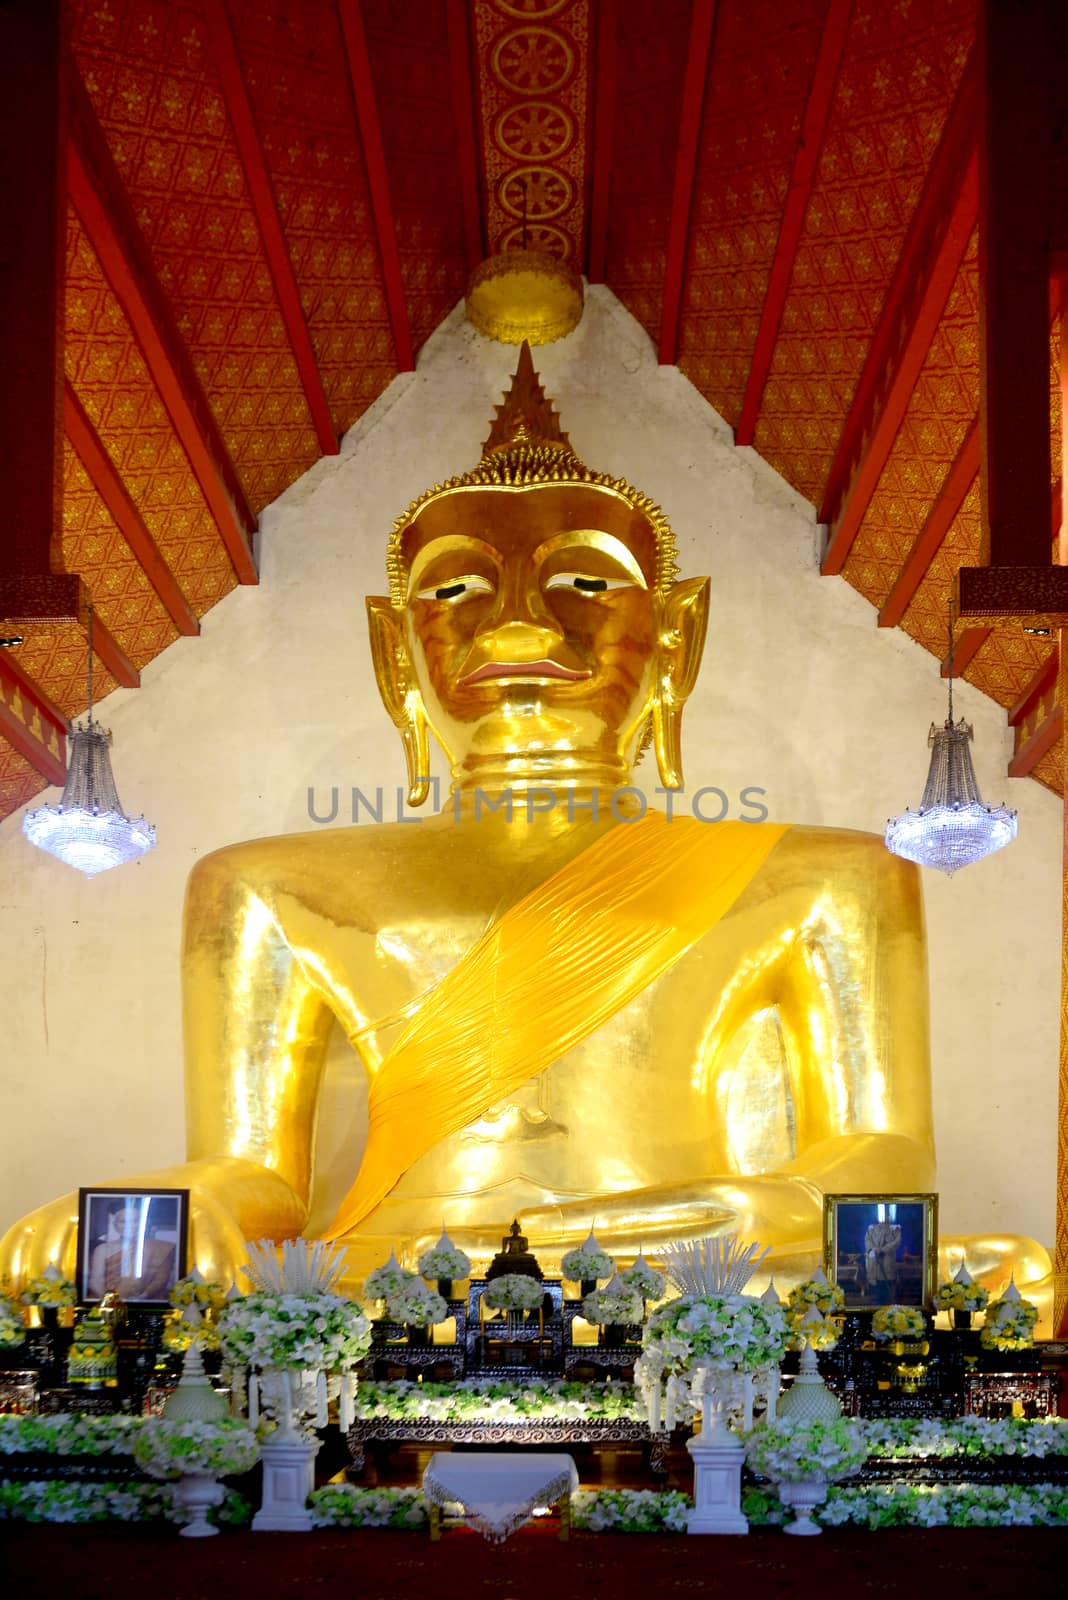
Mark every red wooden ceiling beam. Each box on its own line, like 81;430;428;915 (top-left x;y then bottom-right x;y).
940;626;991;678
64;383;200;638
67;69;258;586
877;420;979;628
735;0;852;446
338;0;414;372
86;610;139;689
1008;648;1059;730
587;0;618;285
820;53;979;572
1008;700;1062;779
658;0;717;365
445;0;484;275
0;655;68;788
204;0;337;456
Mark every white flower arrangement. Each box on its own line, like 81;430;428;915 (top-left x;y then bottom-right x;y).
637;1292;789;1379
0;1414;141;1455
386;1282;448;1327
0;1297;25;1347
981;1294;1039;1351
581;1277;644;1326
786;1305;840;1351
0;1478;251;1527
786;1274;844;1317
20;1266;77;1307
572;1488;691;1533
416;1232;471;1282
216;1290;371;1371
619;1258;666;1302
871;1304;927;1342
309;1484;428;1529
561;1231;614;1283
364;1252;418;1303
482;1274;545;1312
744;1417;868;1484
352;1379;642;1423
132;1418;260;1481
162;1308;221;1354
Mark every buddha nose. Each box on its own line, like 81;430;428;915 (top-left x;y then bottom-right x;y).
475;616;561;661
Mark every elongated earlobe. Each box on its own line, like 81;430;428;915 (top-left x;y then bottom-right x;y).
652;576;710;790
367;596;432;806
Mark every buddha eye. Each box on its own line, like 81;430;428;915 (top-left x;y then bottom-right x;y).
415;574;494;602
544;572;632;593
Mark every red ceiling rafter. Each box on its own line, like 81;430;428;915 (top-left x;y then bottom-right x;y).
820;52;979;573
587;0;618;285
658;0;717;365
941;627;991;679
734;0;852;447
878;420;979;629
66;70;258;586
63;383;200;640
203;0;338;457
446;0;484;275
1009;649;1060;731
339;0;414;373
1009;701;1062;779
85;609;139;690
0;655;67;788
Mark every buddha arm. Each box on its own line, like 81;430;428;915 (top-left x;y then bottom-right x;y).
182;848;337;1221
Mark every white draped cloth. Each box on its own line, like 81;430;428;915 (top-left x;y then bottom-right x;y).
421;1452;579;1543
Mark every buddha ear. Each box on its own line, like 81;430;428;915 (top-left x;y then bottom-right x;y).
366;596;432;807
652;576;710;790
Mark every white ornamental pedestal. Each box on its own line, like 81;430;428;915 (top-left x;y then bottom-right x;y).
252;1368;318;1533
686;1382;748;1535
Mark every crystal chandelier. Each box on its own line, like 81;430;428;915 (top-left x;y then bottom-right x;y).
22;607;156;876
885;607;1017;875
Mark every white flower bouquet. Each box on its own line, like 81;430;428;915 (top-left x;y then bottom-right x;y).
561;1232;614;1283
416;1236;471;1282
936;1279;990;1312
0;1297;25;1348
482;1275;545;1312
637;1293;789;1379
386;1283;448;1327
364;1254;418;1303
786;1277;844;1316
981;1295;1039;1351
21;1269;77;1308
871;1304;927;1342
619;1259;667;1302
581;1282;644;1326
745;1417;868;1484
786;1308;840;1351
133;1418;260;1481
216;1291;371;1371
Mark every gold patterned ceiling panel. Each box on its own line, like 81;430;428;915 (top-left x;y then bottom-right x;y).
226;0;398;428
472;0;590;267
843;234;979;608
65;205;236;614
71;0;322;512
752;0;974;502
10;622;119;726
678;0;828;428
602;0;691;341
0;747;46;822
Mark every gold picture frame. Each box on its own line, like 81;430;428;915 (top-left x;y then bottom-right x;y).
823;1193;938;1311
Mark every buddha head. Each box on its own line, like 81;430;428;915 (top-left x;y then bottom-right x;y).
368;345;709;802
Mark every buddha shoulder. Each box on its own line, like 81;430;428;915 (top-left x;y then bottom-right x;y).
735;821;922;910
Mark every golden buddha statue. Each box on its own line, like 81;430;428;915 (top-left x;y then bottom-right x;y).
0;347;1050;1308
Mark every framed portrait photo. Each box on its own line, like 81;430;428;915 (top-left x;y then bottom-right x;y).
77;1187;189;1307
823;1193;938;1311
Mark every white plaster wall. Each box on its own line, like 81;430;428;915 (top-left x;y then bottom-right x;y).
0;287;1060;1255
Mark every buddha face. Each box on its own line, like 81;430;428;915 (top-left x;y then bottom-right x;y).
370;480;709;798
398;484;661;780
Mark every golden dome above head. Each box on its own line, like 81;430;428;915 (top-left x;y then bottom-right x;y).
464;248;584;347
385;341;679;608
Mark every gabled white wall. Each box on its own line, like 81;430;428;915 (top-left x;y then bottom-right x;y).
0;287;1059;1256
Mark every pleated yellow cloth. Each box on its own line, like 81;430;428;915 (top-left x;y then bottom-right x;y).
321;814;789;1239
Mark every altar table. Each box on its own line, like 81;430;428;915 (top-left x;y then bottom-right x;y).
422;1451;578;1543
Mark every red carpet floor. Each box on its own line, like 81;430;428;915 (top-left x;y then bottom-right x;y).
2;1523;1066;1600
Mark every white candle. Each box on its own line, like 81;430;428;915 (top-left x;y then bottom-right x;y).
248;1372;259;1426
316;1368;328;1428
649;1381;662;1433
340;1371;354;1432
742;1374;753;1432
766;1370;778;1424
